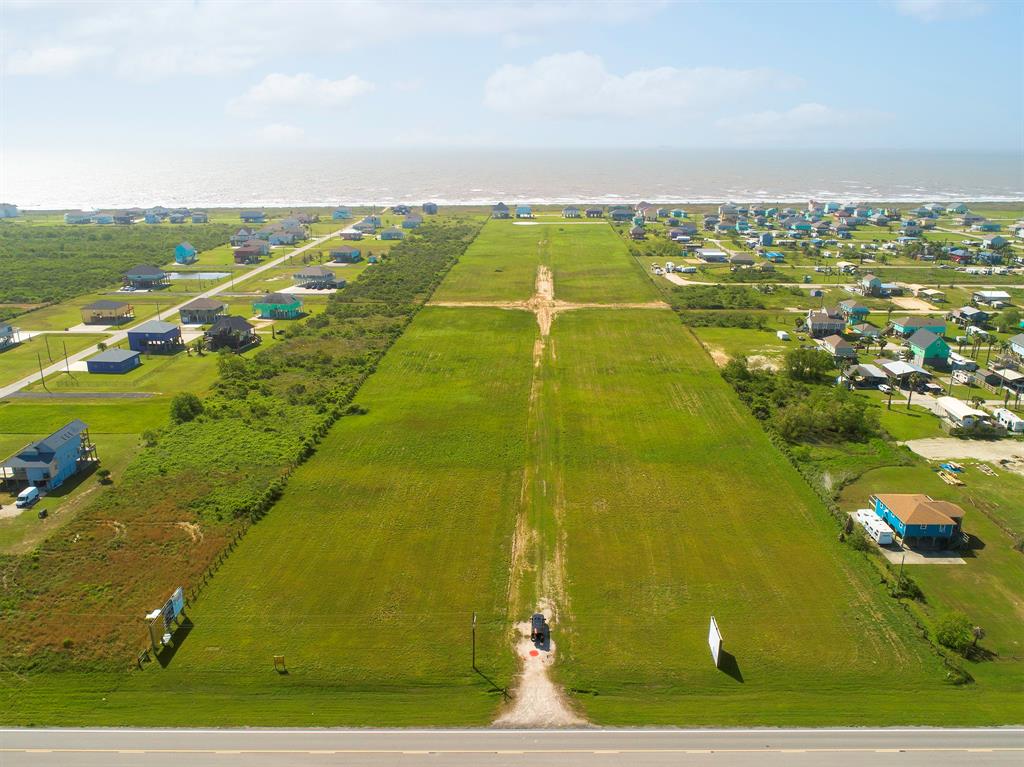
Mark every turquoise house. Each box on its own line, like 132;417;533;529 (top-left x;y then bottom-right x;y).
253;293;302;319
332;207;352;220
174;242;197;264
907;329;950;367
790;221;812;232
872;494;963;549
516;205;533;218
890;316;945;336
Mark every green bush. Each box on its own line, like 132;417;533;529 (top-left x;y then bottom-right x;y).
934;612;973;655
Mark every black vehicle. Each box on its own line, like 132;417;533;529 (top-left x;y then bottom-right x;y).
530;613;546;644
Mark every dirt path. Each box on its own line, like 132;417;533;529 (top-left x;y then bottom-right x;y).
493;605;587;728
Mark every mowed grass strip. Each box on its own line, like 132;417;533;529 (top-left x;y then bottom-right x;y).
434;219;657;304
126;307;536;724
545;309;963;725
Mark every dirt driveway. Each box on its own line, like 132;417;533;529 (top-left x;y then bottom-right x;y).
902;438;1024;475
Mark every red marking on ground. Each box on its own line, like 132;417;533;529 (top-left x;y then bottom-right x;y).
529;650;539;657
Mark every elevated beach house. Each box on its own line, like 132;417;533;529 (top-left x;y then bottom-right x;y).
124;265;169;290
492;202;510;219
80;300;134;325
0;419;97;491
174;242;197;264
179;298;227;325
907;329;950;368
253;293;303;319
381;227;405;240
330;245;362;263
127;320;184;353
205;316;258;351
871;494;965;549
293;266;343;289
240;210;266;224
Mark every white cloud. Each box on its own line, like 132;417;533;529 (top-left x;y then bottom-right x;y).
5;44;104;75
484;52;791;119
891;0;988;21
255;123;306;144
2;2;641;80
716;102;890;141
227;73;375;117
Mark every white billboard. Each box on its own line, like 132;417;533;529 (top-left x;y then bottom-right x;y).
708;616;723;668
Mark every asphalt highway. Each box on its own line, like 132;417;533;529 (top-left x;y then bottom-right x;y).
1;727;1021;766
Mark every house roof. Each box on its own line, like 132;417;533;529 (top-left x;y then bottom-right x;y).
89;348;139;364
907;329;944;350
126;265;165;277
81;300;131;311
2;419;87;469
1009;333;1024;347
331;245;359;253
258;292;300;304
936;396;988;421
181;298;227;311
892;315;943;328
177;241;196;251
129;320;178;334
822;334;853;351
875;494;964;525
855;363;887;379
296;266;336;277
208;315;254;334
879;360;929;377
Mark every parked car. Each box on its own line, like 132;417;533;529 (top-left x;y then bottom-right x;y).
878;384;893;394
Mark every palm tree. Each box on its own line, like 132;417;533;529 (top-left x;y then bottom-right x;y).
906;373;922;410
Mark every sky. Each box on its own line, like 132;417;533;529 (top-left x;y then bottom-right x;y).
1;0;1022;152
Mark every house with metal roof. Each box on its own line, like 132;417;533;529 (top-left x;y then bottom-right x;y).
127;320;183;353
871;494;965;549
0;419;96;491
819;334;857;361
492;202;510;219
330;245;362;263
86;348;142;374
240;210;266;223
381;227;405;240
515;205;533;219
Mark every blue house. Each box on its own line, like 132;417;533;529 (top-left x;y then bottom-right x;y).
492;202;510;219
0;420;96;491
872;494;964;549
422;202;438;215
144;213;161;224
1;323;20;350
332;207;352;220
191;212;209;223
402;215;423;229
365;214;382;227
515;205;533;219
127;320;183;353
168;214;186;224
381;227;405;240
763;251;786;262
759;232;774;246
240;210;266;223
610;209;632;222
93;214;114;225
174;242;197;264
87;348;142;374
331;245;362;263
790;221;812;232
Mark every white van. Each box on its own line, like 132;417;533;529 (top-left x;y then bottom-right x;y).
16;486;40;508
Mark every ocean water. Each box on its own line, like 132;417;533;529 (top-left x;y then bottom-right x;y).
3;149;1021;209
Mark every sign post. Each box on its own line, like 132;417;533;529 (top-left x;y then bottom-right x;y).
708;616;723;668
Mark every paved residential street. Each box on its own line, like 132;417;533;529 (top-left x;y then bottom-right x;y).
0;727;1021;766
0;230;341;401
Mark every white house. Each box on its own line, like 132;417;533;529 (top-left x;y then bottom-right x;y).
935;396;989;429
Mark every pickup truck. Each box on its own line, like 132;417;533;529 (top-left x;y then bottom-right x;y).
530;613;547;644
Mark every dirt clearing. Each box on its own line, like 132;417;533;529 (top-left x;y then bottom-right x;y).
493;606;587;728
902;438;1024;476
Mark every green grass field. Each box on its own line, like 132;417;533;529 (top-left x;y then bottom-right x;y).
0;333;107;387
6;306;540;726
435;220;657;303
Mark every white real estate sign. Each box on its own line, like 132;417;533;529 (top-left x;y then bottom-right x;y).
708;616;723;668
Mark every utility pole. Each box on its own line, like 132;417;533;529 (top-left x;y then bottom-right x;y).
62;340;74;380
36;353;50;393
471;612;477;671
44;334;52;361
